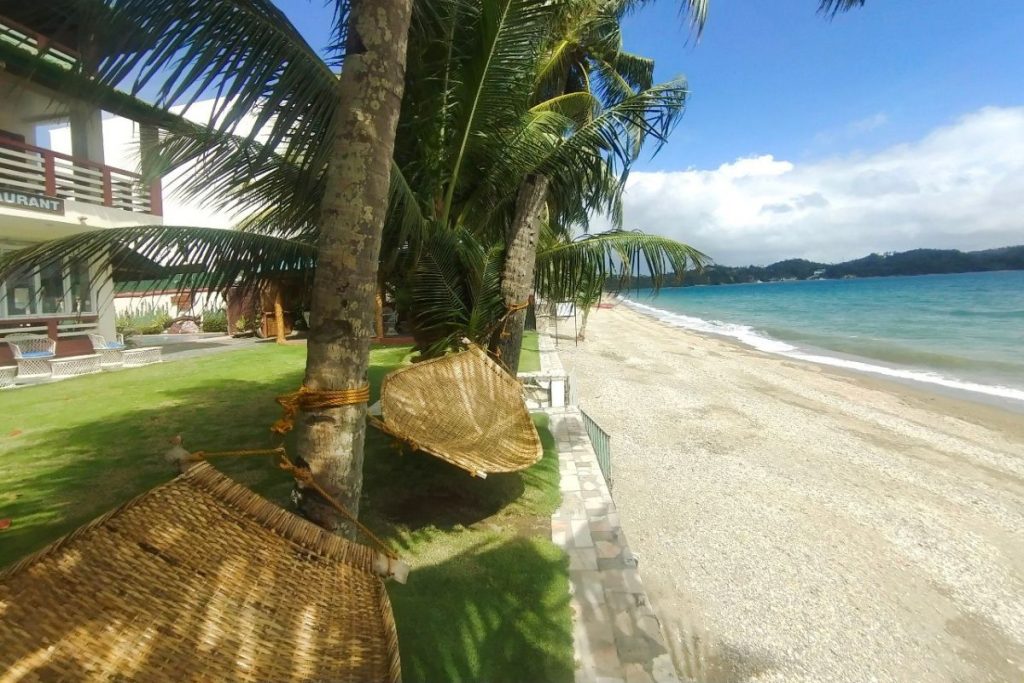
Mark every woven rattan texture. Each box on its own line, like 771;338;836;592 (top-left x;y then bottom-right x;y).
122;346;162;367
49;354;102;378
0;463;401;683
378;345;543;474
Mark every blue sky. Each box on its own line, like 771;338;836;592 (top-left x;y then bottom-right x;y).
275;0;1024;171
619;0;1024;170
247;3;1024;264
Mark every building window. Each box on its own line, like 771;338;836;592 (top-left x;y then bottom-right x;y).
5;264;36;316
0;250;96;318
70;260;92;313
40;261;66;314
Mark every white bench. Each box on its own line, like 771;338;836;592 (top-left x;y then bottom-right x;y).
88;334;161;369
48;354;102;379
122;347;162;367
5;334;57;381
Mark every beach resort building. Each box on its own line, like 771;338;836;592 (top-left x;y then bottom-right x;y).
0;9;163;363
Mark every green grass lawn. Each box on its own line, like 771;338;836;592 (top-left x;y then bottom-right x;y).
519;329;541;372
0;343;572;683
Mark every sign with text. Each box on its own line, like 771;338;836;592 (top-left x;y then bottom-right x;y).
0;188;65;215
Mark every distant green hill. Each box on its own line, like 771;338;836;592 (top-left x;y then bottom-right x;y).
617;245;1024;288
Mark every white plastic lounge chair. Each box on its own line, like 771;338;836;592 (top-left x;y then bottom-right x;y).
88;333;162;368
5;334;56;381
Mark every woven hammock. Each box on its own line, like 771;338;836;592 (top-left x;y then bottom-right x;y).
372;345;543;476
0;463;401;683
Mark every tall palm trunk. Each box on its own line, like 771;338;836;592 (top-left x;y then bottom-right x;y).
295;0;414;534
577;305;591;341
273;287;287;344
493;173;548;374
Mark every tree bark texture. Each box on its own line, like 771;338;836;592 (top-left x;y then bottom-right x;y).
577;305;590;341
494;174;548;374
296;0;414;535
273;287;286;344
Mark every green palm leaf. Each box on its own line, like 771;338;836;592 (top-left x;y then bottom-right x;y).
534;228;709;300
0;226;316;299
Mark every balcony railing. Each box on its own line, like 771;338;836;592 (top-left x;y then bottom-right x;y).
0;15;78;71
0;138;162;216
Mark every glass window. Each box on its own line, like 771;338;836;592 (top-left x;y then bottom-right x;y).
40;261;66;314
69;260;92;313
5;264;36;316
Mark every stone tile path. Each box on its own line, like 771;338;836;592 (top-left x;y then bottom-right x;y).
532;329;678;683
549;413;678;683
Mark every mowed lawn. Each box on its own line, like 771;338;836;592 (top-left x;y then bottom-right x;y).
0;343;572;683
519;329;541;372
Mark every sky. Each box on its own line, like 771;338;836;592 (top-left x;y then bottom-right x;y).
69;1;1024;267
278;0;1024;266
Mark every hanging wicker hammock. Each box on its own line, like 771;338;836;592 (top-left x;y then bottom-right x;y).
371;345;543;477
0;463;401;683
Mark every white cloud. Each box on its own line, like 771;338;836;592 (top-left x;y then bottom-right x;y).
613;107;1024;266
813;111;889;147
847;111;889;134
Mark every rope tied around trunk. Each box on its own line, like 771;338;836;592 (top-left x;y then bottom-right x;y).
272;384;371;435
184;381;405;577
191;445;398;562
492;299;532;365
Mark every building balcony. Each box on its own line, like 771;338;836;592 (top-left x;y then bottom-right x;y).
0;138;162;218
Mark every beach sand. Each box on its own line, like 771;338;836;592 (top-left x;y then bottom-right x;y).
557;305;1024;683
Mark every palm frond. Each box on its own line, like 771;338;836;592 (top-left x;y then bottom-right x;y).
409;229;510;355
534;228;708;300
819;0;866;17
0;226;316;299
75;0;340;176
440;0;565;223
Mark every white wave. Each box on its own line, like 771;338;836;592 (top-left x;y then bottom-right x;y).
622;299;1024;404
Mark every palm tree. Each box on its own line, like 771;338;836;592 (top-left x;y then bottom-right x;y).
29;0;416;533
1;0;867;531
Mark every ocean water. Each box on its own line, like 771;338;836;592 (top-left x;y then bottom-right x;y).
625;270;1024;406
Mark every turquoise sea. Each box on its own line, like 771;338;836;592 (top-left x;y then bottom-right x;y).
626;270;1024;406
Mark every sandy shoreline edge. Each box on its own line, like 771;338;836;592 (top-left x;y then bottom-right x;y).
559;305;1024;683
618;299;1024;423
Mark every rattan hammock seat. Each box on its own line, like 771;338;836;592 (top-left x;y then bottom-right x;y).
0;463;401;682
371;345;543;477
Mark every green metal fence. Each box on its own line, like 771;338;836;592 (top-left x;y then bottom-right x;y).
580;409;612;492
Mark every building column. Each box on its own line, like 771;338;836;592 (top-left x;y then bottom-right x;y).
139;123;164;215
69;105;105;164
95;263;117;341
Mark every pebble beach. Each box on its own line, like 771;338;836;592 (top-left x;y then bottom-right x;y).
559;305;1024;683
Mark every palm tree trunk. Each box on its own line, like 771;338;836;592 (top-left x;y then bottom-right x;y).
295;0;414;535
493;173;548;374
577;305;590;341
273;287;286;344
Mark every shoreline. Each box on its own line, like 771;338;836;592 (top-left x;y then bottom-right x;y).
620;297;1024;416
559;305;1024;683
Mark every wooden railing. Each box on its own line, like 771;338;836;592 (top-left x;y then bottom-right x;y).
0;138;162;216
0;15;79;71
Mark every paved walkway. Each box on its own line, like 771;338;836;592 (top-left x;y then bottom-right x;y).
534;330;678;683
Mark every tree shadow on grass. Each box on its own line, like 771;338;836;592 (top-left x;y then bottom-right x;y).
0;375;304;567
362;412;560;535
2;360;573;681
2;359;559;570
388;534;574;683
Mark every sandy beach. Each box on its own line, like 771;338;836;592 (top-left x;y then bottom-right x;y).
557;305;1024;683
